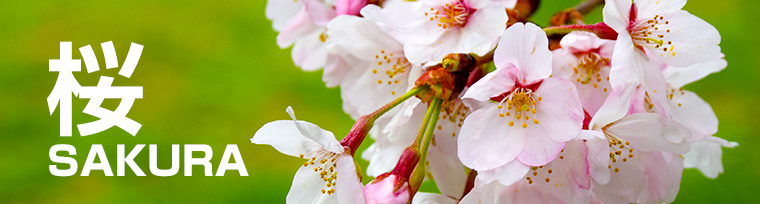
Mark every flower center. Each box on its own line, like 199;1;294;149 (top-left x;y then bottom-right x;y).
604;135;635;174
493;86;542;129
629;14;676;57
573;52;610;91
425;0;472;30
439;100;471;137
300;150;339;195
373;49;411;95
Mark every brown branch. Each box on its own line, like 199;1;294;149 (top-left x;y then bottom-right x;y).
574;0;605;15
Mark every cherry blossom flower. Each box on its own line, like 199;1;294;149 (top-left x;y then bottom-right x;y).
460;140;592;203
583;87;692;203
458;23;584;181
251;107;365;203
663;54;737;178
267;0;336;71
552;31;615;116
361;0;508;65
363;174;410;204
602;0;721;117
326;15;421;118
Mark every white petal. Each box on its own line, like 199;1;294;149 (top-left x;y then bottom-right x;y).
427;141;466;198
286;107;344;153
251;120;322;157
649;10;721;67
459;180;499;204
326;15;403;61
633;0;686;23
585;136;611;185
494;22;552;84
530;77;584;143
663;53;726;88
336;154;366;204
291;30;329;71
592;147;646;204
683;136;737;179
476;160;530;186
636;152;683;204
286;165;338;204
277;10;322;48
457;3;508;56
605;113;691;154
670;90;717;140
266;0;303;31
602;0;631;32
588;84;634;130
462;67;517;106
303;0;336;26
458;104;526;170
361;2;445;46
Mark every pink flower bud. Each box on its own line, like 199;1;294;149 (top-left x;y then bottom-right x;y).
335;0;367;16
363;174;410;204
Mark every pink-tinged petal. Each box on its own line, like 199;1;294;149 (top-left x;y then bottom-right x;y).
324;47;364;88
459;180;499;204
476;160;530;186
642;61;672;116
363;175;410;204
462;67;517;106
411;192;458;204
684;136;737;179
503;140;592;204
251;120;322;157
361;2;446;46
362;142;407;177
458;3;508;56
605;113;691;154
286;165;339;204
670;90;717;140
458;104;526;170
559;31;613;53
341;62;412;116
266;0;303;31
494;23;552;84
633;0;686;23
303;0;337;26
530;77;584;143
648;10;721;67
601;0;630;32
636;152;683;204
608;33;643;92
588;85;634;130
286;107;344;153
516;136;565;166
585;136;611;185
276;9;321;48
664;53;726;88
337;154;367;204
592;146;645;204
326;15;403;61
427;140;466;198
335;0;367;16
291;30;329;71
402;31;461;65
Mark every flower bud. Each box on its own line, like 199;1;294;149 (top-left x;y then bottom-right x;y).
363;174;410;204
335;0;367;16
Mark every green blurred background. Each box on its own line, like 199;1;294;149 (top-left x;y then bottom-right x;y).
0;0;757;203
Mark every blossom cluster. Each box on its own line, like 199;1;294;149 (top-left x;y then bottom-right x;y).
253;0;736;203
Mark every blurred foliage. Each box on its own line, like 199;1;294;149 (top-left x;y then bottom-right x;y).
0;0;757;203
